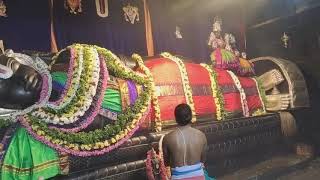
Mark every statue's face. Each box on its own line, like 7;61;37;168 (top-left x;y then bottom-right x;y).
0;55;42;109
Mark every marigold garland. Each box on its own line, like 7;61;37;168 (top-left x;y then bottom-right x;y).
161;52;196;122
20;44;153;156
132;54;162;132
200;64;225;120
227;70;250;117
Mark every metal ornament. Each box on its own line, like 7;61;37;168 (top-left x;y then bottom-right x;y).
0;0;7;17
281;32;289;48
175;26;183;39
96;0;108;18
0;63;13;79
65;0;82;14
123;4;139;24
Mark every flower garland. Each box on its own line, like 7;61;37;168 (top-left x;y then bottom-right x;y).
48;54;108;132
47;46;83;110
20;44;153;156
0;118;11;129
252;77;267;115
146;135;170;180
20;105;150;156
200;64;225;120
132;54;162;132
32;45;100;125
227;70;250;117
160;52;196;122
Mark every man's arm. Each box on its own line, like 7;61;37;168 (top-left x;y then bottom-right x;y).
200;134;208;165
162;135;170;167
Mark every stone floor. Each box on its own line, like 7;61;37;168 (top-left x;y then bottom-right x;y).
277;158;320;180
219;153;313;180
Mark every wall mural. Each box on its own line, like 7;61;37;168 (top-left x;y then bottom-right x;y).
0;0;7;17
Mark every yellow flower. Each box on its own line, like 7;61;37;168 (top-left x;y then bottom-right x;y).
99;143;105;148
104;140;110;147
111;138;116;144
45;136;52;141
80;145;86;150
119;133;125;139
37;130;44;136
85;145;91;151
68;144;75;148
73;145;79;151
132;119;138;124
124;129;128;135
93;145;99;150
115;135;121;141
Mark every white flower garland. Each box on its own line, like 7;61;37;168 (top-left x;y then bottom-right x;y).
161;52;196;122
47;46;84;110
32;46;101;125
227;70;250;117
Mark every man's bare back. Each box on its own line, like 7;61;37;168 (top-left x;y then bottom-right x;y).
163;125;207;168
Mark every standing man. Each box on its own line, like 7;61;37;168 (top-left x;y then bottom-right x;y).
163;104;208;180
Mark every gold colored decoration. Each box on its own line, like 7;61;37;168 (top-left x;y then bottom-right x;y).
281;32;289;48
161;52;196;123
65;0;82;14
175;26;183;39
117;79;131;111
95;0;108;17
0;40;4;54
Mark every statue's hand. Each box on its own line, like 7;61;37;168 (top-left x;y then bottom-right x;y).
258;69;285;91
266;93;291;111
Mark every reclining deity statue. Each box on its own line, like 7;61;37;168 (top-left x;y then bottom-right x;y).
0;20;309;179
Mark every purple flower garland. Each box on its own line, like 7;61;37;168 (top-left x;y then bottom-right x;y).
38;74;50;103
49;48;77;106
